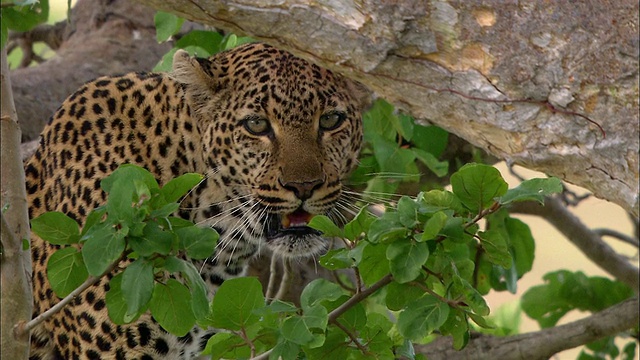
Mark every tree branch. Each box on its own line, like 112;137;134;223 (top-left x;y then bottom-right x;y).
510;197;639;294
593;228;640;248
1;46;33;359
328;274;393;322
415;297;639;360
136;0;639;217
20;255;123;335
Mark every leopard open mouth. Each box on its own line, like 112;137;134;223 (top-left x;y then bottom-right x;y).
265;207;322;240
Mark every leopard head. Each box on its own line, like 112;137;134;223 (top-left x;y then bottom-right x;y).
172;43;370;258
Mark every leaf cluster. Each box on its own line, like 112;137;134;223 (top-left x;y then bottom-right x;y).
152;11;254;72
200;164;564;359
31;165;218;335
350;99;450;196
1;0;49;48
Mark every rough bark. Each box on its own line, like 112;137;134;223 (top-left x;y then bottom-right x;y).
1;47;33;360
135;0;640;217
10;0;171;142
415;297;639;360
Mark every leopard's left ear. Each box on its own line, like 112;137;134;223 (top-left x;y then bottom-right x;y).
344;78;373;112
170;50;220;102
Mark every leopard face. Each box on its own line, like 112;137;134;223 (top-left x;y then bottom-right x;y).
26;42;370;359
173;44;369;258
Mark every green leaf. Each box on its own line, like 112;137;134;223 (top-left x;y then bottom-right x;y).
337;302;367;332
201;333;249;359
413;148;449;177
1;0;49;33
176;30;224;55
129;221;174;257
281;316;316;346
46;247;88;298
319;248;353;270
343;207;374;241
411;124;449;158
121;259;154;318
396;114;415;141
439;309;470;350
385;281;425;311
81;207;107;236
397;196;419;228
372;137;418;179
105;273;141;324
149;279;196;336
31;211;80;245
157;173;203;205
211;277;264;331
421;211;448;241
175;226;218;259
269;339;301;360
303;304;329;331
149;203;180;219
419;190;466;215
452;275;490;316
505;217;535;276
478;229;512;269
81;223;125;276
154;11;184;42
307;215;343;238
300;279;345;310
499;177;563;205
387;240;429;283
303;327;349;360
363;99;398;143
163;257;210;320
367;214;407;244
101;165;159;224
358;243;390;286
450;163;508;212
397;295;450;341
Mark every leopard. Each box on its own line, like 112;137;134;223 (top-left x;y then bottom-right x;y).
25;42;370;359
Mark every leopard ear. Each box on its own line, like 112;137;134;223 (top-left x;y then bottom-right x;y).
345;78;373;111
170;50;219;101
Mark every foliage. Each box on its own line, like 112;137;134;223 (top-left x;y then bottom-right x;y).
24;10;637;360
350;99;449;196
1;0;49;49
31;165;218;335
152;11;254;72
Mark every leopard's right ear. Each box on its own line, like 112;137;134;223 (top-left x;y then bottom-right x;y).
170;50;219;99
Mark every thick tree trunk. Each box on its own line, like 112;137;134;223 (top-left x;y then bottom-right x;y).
136;0;639;217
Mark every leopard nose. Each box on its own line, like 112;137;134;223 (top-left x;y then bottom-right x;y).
279;178;324;200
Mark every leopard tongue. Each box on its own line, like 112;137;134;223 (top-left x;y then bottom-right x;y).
281;209;314;228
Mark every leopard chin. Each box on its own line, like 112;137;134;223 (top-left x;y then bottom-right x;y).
263;209;328;257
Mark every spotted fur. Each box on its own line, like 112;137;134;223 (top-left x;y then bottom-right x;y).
25;43;370;359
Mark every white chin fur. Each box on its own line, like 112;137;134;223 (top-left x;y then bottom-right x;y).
266;234;328;258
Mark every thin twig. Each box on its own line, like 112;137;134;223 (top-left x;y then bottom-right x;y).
328;274;394;322
331;318;370;355
251;348;272;360
593;228;639;248
510;197;639;294
21;255;124;334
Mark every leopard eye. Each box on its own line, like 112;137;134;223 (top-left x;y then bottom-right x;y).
243;116;271;136
319;111;346;131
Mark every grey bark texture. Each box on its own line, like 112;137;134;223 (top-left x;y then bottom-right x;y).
135;0;640;217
